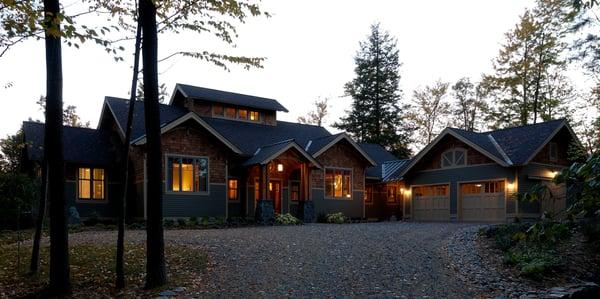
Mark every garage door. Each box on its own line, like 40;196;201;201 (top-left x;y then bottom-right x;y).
460;181;505;222
412;184;450;221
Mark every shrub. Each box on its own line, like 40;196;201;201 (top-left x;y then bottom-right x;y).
582;217;600;250
177;218;187;227
326;212;347;224
164;219;175;228
504;248;562;279
0;173;38;230
275;213;302;225
188;216;198;226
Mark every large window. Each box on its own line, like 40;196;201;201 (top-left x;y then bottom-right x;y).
441;148;467;168
325;168;352;199
167;156;208;193
228;179;238;201
78;167;105;200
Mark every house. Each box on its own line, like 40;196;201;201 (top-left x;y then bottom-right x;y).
22;84;389;222
20;83;580;223
377;119;580;222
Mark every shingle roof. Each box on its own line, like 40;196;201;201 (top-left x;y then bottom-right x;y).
175;84;289;112
448;128;507;163
202;116;331;156
22;121;115;164
305;133;343;155
488;119;566;165
105;96;189;142
358;143;399;179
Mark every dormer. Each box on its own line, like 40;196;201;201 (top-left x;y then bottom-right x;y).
169;84;288;126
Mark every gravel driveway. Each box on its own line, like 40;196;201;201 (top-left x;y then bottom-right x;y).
73;222;480;298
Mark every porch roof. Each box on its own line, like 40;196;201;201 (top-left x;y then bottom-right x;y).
242;139;322;169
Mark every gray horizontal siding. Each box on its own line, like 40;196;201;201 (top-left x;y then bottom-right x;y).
163;184;226;218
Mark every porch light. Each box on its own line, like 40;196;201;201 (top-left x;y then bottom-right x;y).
507;182;514;191
551;171;558;178
475;184;482;188
346;194;351;198
277;163;284;172
400;188;405;194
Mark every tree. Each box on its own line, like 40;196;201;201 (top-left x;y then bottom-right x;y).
334;23;412;158
409;80;451;148
450;78;488;131
136;81;169;103
0;131;24;173
298;97;329;126
36;96;89;127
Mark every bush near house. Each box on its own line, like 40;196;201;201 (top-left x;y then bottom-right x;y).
274;213;302;225
326;212;348;224
0;173;38;230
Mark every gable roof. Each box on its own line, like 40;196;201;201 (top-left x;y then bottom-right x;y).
306;133;377;166
22;121;115;164
358;142;399;179
242;139;322;168
397;119;574;178
172;84;289;112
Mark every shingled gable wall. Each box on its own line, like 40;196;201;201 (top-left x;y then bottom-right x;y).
310;140;368;218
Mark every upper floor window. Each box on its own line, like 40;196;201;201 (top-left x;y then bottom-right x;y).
78;167;105;200
167;156;208;193
225;107;236;118
549;142;558;161
212;104;261;122
325;168;352;199
249;111;260;121
441;148;467;168
213;105;224;117
238;109;248;120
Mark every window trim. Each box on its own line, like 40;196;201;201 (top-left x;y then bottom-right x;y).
164;154;210;195
549;142;558;162
76;166;107;203
323;167;353;200
440;148;468;169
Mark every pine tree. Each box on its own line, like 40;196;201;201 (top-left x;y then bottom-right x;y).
334;23;412;158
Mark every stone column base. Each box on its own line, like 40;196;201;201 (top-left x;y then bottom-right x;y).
255;200;274;224
298;201;315;223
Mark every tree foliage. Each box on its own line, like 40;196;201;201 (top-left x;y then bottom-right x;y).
450;77;488;131
408;80;451;148
0;130;24;174
335;23;412;158
297;97;329;127
35;96;90;127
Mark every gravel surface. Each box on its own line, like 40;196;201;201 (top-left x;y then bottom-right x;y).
71;222;480;298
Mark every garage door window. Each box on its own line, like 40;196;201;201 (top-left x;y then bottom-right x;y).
413;185;448;197
461;181;504;194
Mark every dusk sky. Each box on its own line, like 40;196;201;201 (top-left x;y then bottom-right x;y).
1;0;569;140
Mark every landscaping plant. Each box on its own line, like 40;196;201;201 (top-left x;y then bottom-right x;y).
274;213;302;225
326;212;348;224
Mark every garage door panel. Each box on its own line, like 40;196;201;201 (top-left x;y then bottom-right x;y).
460;181;505;223
412;185;450;221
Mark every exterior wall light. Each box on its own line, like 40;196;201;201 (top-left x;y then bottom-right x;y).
277;163;284;172
507;182;514;191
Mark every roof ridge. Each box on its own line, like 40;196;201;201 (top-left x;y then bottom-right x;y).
309;132;342;141
258;138;296;148
177;83;278;102
23;121;99;131
483;119;566;134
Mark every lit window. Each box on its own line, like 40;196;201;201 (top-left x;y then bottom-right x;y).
213;105;224;116
325;168;352;199
387;186;396;203
238;109;248;120
78;167;105;200
254;178;260;201
365;186;373;203
249;111;260;121
167;157;208;193
461;181;505;194
228;179;238;201
225;107;236;118
290;181;300;201
549;142;558;161
441;148;467;168
413;185;449;197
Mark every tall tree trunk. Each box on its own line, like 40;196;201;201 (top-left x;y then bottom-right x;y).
139;0;167;288
532;33;546;125
116;21;143;289
44;0;70;294
29;163;47;274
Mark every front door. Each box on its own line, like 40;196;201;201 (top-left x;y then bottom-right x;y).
269;180;282;214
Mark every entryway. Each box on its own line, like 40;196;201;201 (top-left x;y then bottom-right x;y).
270;180;282;214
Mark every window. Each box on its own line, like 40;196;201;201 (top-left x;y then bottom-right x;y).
365;186;373;204
325;168;352;199
413;185;449;197
249;111;260;121
549;142;558;161
461;181;505;194
228;179;238;201
387;186;397;203
78;167;105;200
441;148;467;168
213;105;224;116
167;156;208;193
225;107;236;118
254;177;260;201
238;109;248;120
290;181;300;201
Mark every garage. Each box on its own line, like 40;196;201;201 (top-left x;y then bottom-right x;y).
412;184;450;221
459;181;505;222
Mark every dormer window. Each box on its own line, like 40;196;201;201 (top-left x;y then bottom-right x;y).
249;111;260;121
211;104;262;123
213;105;224;117
225;107;236;118
441;148;467;168
238;109;248;120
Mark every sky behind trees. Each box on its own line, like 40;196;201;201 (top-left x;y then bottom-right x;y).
4;0;591;142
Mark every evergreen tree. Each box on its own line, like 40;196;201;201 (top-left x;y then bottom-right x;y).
334;23;412;158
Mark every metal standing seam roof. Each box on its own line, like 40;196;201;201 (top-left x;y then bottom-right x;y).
357;142;400;179
174;84;289;112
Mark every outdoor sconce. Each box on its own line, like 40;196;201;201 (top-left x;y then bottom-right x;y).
551;171;558;178
277;163;284;172
507;182;514;191
400;188;405;194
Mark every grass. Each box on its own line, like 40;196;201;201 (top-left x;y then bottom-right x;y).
0;239;207;298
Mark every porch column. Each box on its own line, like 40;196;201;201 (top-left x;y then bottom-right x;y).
299;162;315;223
255;163;274;224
